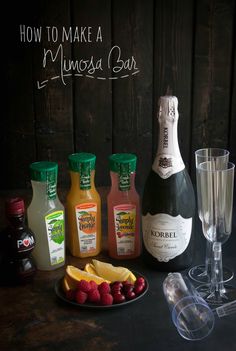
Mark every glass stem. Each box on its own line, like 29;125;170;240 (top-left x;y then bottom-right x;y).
205;240;212;279
210;242;226;298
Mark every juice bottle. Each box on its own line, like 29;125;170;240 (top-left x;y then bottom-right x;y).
107;153;141;259
0;197;36;284
66;153;102;258
27;161;65;270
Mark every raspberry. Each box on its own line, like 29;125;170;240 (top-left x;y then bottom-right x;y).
123;283;134;294
77;279;91;293
134;284;145;295
111;281;123;293
87;289;101;303
75;290;88;304
89;280;98;291
112;292;126;304
136;277;145;286
98;282;111;294
125;290;136;300
65;289;76;301
100;293;113;306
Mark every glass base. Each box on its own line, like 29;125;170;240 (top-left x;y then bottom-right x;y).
188;264;233;284
196;283;236;306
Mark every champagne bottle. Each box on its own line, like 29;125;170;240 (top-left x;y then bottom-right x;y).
142;96;195;271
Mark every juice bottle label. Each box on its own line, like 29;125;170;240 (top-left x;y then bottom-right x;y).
113;204;136;255
80;163;91;190
46;171;57;199
142;213;192;261
75;203;97;254
119;164;131;191
45;210;65;265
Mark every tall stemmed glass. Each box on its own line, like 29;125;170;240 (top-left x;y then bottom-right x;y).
188;148;233;284
197;161;236;305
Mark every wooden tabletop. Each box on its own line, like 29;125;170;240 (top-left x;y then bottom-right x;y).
0;189;236;351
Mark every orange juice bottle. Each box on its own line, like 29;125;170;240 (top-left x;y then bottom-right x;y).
107;153;141;259
66;153;101;258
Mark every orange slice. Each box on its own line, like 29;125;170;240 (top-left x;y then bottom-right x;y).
84;263;97;276
92;259;136;283
66;265;110;285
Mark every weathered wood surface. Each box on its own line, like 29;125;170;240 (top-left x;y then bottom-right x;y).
191;0;235;174
0;189;236;351
33;0;74;189
4;0;236;190
72;0;112;186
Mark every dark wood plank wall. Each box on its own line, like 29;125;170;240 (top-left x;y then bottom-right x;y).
3;0;236;191
191;0;235;174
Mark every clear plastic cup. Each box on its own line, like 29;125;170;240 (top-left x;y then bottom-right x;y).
163;273;215;340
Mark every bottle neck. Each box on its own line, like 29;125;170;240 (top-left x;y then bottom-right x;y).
8;214;25;229
152;117;184;179
31;180;58;201
70;170;96;191
110;171;136;192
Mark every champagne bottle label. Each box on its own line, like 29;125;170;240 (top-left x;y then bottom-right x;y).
142;213;192;262
152;96;184;179
152;154;184;179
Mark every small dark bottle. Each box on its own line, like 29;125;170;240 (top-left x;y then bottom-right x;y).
0;198;36;284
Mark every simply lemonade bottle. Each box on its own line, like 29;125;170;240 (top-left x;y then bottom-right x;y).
66;153;102;258
107;153;141;259
27;161;65;270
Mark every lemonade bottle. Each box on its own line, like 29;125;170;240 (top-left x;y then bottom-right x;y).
27;161;65;270
107;153;141;259
66;153;101;258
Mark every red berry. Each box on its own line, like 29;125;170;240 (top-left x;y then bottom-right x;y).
98;282;111;294
65;289;76;301
136;277;145;285
123;283;134;294
77;280;91;293
134;284;145;295
111;281;123;294
87;289;101;303
113;292;126;304
75;290;88;304
125;290;136;300
89;280;98;291
100;293;113;306
111;281;123;289
122;280;130;286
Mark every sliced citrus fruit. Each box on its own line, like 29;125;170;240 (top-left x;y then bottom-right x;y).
127;271;137;284
84;263;97;276
64;273;78;290
66;265;110;284
92;259;134;283
62;276;76;293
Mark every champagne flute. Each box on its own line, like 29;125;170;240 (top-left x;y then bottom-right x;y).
188;148;233;283
197;161;236;305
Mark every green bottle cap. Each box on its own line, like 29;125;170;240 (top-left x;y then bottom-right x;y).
29;161;58;182
109;153;137;173
68;153;96;172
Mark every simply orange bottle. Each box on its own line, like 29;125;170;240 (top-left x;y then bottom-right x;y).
107;153;141;259
66;153;102;258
